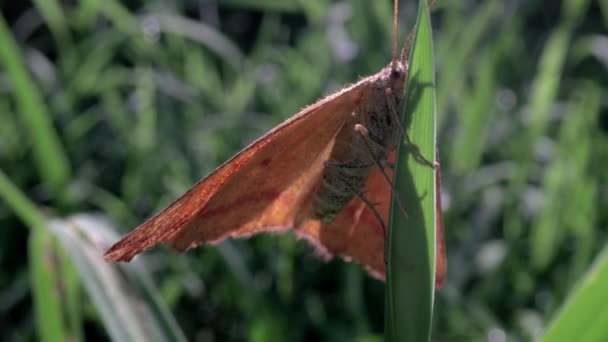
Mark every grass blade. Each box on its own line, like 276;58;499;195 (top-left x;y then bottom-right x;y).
506;0;591;241
0;15;71;193
385;0;437;341
435;0;500;127
29;228;70;342
32;0;72;49
0;169;186;341
542;245;608;341
0;169;47;230
1;170;80;340
531;83;599;271
47;214;188;342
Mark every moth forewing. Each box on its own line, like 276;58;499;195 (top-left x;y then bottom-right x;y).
104;0;445;287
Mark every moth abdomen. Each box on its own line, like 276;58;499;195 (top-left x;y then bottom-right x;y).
312;163;372;223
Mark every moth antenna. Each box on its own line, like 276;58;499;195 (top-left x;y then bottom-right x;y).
400;0;438;65
392;0;399;70
400;25;416;65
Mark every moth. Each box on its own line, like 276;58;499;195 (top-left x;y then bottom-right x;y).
105;0;446;288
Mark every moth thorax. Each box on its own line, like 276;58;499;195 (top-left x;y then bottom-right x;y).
312;89;400;223
360;85;403;150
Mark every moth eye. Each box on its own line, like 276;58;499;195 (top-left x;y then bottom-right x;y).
391;70;401;79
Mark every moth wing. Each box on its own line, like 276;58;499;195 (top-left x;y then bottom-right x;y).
434;161;447;288
298;152;447;288
104;85;364;262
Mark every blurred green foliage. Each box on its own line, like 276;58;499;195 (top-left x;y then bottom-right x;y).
0;0;607;341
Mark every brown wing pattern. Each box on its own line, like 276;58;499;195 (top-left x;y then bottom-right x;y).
104;84;365;262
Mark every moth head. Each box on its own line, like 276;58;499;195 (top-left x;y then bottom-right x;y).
387;60;407;100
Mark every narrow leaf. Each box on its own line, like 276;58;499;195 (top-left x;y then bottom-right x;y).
385;0;437;341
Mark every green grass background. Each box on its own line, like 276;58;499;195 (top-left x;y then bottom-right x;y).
0;0;607;341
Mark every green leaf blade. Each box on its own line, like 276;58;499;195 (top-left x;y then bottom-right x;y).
542;245;608;342
385;0;437;341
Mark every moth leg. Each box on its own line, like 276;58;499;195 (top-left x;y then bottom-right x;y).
337;174;390;265
380;160;395;170
355;190;390;265
354;124;408;219
384;88;434;168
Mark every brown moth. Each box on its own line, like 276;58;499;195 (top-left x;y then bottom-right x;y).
105;0;446;288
